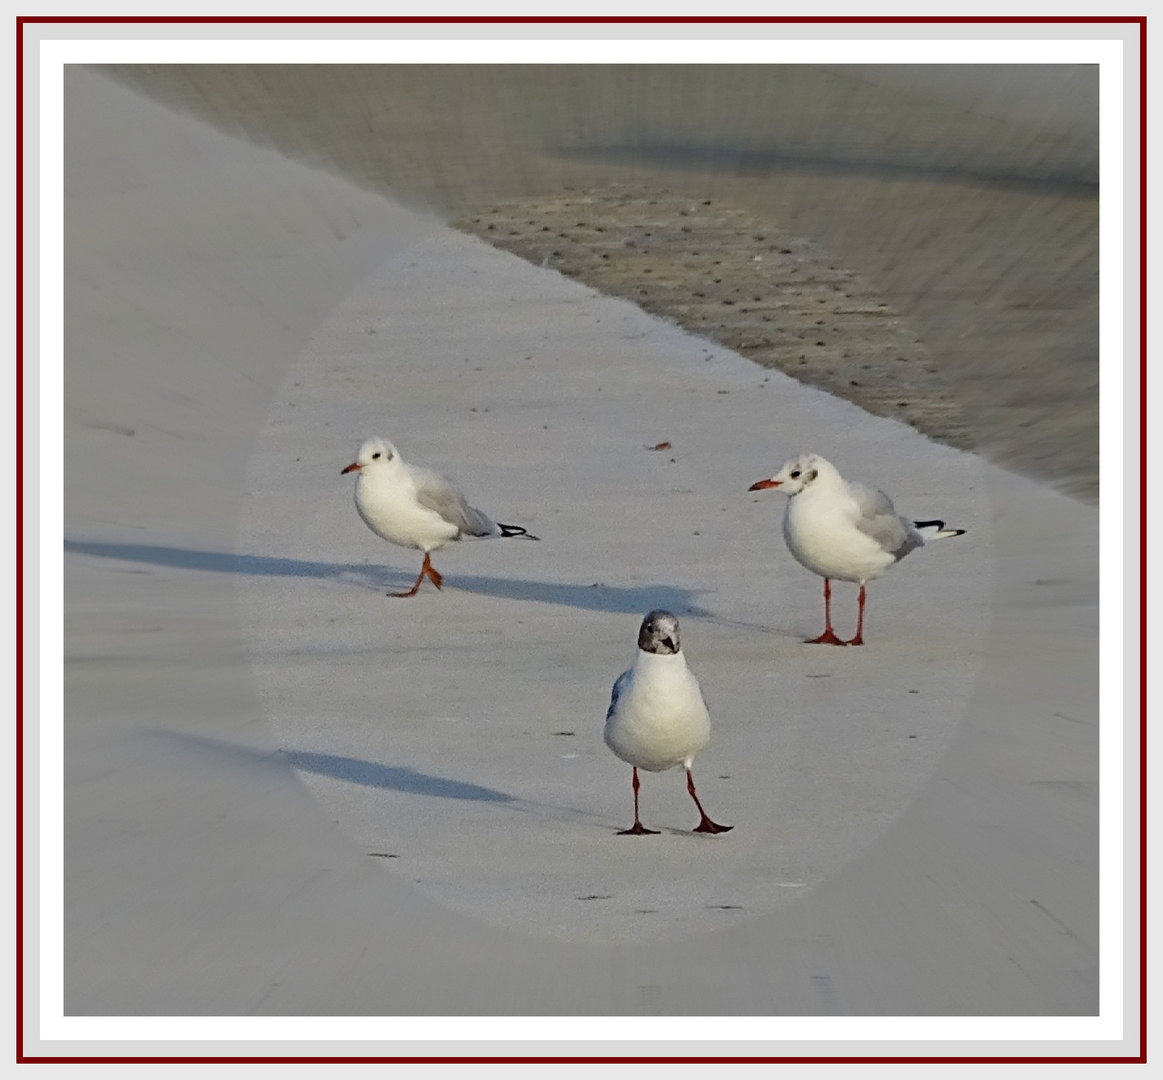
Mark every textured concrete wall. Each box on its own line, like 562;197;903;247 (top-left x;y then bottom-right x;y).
104;64;1099;501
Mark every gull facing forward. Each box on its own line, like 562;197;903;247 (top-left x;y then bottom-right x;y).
749;452;964;645
603;611;732;835
341;437;538;597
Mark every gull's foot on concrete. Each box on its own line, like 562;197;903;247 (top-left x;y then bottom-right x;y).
617;822;661;836
806;629;847;645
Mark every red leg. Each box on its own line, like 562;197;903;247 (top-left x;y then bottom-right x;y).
388;552;441;597
388;568;425;598
687;768;732;834
846;584;867;646
617;767;659;835
421;551;443;590
806;577;847;645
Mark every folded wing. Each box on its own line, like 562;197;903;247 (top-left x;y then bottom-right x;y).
851;483;923;561
413;467;498;539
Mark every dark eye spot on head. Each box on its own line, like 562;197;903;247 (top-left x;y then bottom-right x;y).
790;469;801;479
372;452;381;460
806;468;817;482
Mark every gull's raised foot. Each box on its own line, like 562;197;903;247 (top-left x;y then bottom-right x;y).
389;554;443;597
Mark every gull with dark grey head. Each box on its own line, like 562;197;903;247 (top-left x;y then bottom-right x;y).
749;452;965;645
603;610;732;836
341;436;539;597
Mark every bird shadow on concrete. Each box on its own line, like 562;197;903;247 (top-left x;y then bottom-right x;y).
141;729;517;803
447;573;712;617
142;730;617;825
285;750;517;803
64;539;713;617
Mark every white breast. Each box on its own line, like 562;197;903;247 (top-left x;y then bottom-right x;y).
355;470;459;552
783;490;895;583
604;652;711;773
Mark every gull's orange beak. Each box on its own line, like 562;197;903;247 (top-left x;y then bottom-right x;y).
749;478;781;491
341;462;362;475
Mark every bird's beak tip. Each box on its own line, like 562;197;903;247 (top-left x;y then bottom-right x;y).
341;462;361;475
749;478;780;491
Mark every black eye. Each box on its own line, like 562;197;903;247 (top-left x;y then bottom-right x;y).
372;452;381;460
790;469;801;479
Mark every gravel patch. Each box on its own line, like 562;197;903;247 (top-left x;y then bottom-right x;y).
457;185;972;452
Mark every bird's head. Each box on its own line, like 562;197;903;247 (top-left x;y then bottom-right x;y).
638;610;681;655
748;452;830;496
341;437;400;475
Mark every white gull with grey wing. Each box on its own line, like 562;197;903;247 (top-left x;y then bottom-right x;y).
341;436;538;597
749;452;964;645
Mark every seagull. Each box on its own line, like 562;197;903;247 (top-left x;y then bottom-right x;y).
749;452;965;645
341;436;539;597
603;610;732;835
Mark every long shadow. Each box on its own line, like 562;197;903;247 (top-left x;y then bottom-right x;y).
449;573;710;616
144;729;516;804
65;539;372;582
64;538;712;616
144;730;614;825
286;751;515;803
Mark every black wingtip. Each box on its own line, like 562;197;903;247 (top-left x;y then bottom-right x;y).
915;519;966;539
499;523;540;541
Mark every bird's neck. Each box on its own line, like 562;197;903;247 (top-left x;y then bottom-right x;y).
361;462;406;487
634;649;687;678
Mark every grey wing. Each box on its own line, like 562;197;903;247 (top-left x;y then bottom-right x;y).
413;468;497;538
851;483;922;560
606;669;633;722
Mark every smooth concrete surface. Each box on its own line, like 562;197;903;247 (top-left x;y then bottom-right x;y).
234;226;990;947
40;63;1108;1055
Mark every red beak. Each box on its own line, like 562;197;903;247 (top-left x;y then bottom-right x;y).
749;478;781;491
341;462;362;474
